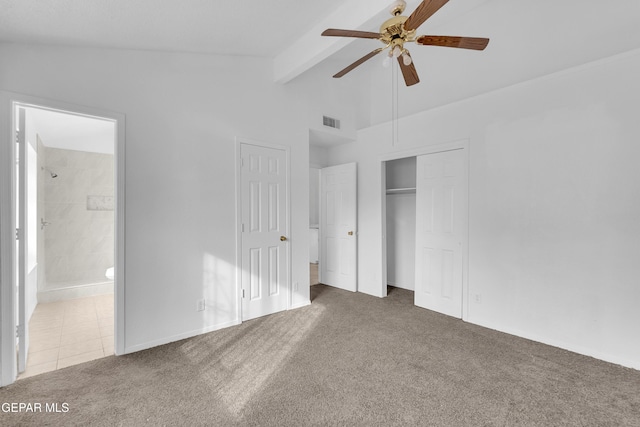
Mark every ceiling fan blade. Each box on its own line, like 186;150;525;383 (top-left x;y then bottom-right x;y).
322;29;381;39
333;48;384;78
404;0;450;31
416;35;490;50
397;56;420;86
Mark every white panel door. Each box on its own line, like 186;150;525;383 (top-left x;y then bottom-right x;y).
241;144;289;321
16;107;28;372
415;150;467;318
320;163;357;292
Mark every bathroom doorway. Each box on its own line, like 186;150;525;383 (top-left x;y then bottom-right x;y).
309;165;320;286
309;141;328;287
15;104;119;379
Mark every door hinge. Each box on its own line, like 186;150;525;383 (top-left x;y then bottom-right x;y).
242;289;245;298
16;324;24;338
15;130;22;144
241;223;245;232
15;228;21;241
241;158;244;167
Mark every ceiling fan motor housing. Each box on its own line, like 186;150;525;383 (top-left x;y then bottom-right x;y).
380;16;416;50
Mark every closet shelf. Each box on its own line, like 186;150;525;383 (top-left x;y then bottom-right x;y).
386;187;416;195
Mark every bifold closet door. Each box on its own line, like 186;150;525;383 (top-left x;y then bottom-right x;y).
414;149;466;318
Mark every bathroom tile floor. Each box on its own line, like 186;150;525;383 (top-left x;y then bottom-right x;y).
19;294;114;380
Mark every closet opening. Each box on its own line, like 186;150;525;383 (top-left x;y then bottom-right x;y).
383;157;417;297
380;143;469;320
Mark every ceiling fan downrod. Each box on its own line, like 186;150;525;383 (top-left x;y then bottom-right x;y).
389;0;407;16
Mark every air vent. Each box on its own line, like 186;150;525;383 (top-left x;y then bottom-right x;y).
323;116;341;129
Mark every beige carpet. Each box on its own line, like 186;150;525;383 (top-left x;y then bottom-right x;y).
1;285;639;426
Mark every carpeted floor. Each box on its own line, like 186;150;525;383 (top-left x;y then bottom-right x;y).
1;285;639;426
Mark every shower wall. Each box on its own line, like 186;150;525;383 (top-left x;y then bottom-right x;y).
41;145;114;300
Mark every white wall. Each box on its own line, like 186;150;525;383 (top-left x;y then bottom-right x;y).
385;193;415;290
0;43;346;353
303;58;371;135
328;51;640;369
309;167;320;227
309;144;330;168
309;143;327;228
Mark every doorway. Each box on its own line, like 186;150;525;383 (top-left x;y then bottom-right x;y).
20;106;117;379
0;94;125;386
309;166;320;286
385;156;417;294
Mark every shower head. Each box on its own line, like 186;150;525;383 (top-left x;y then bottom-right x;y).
41;167;58;178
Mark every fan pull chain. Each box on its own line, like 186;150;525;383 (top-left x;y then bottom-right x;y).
396;60;399;145
391;58;399;146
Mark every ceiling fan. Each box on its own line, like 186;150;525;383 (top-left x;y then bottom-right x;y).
321;0;489;86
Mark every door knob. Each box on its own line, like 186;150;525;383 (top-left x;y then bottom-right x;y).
348;231;354;236
280;236;287;241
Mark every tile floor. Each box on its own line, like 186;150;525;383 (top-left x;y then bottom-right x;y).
19;293;114;380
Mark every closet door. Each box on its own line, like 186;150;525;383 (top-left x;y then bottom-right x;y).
415;149;467;318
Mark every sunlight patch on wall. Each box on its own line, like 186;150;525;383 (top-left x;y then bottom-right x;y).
201;253;236;326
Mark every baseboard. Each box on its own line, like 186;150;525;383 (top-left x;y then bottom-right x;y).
469;318;640;371
38;281;114;303
123;319;241;354
386;281;414;291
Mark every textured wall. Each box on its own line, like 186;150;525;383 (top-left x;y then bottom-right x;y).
43;146;114;290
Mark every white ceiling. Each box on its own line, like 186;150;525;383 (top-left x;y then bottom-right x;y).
2;0;639;76
0;0;346;57
26;108;115;154
4;0;640;149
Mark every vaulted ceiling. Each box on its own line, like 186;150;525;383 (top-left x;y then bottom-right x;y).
2;0;640;133
3;0;640;83
0;0;347;57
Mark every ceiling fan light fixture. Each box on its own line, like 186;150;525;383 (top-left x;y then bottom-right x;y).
402;51;412;66
392;45;402;58
382;55;392;68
